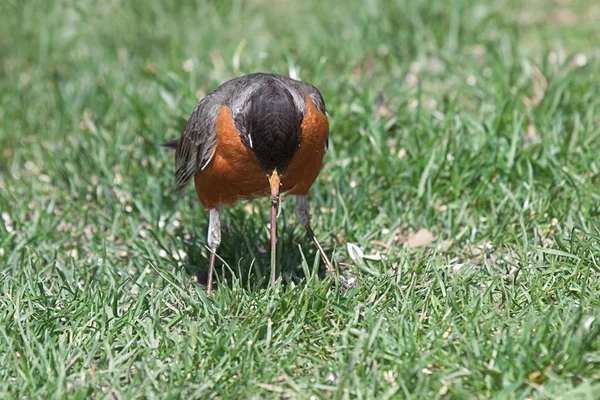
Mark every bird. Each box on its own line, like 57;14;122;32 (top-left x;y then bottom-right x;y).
162;72;333;297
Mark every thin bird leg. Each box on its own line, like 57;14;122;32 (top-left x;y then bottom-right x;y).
206;251;216;297
295;196;335;278
306;225;334;276
268;169;281;286
206;208;221;297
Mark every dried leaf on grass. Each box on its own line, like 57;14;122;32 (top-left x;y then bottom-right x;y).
406;229;437;248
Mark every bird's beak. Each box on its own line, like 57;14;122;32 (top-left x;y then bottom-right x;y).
268;169;280;199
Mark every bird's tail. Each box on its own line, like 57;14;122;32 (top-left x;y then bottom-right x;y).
161;139;179;150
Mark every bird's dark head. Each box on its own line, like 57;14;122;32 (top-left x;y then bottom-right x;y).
238;82;303;174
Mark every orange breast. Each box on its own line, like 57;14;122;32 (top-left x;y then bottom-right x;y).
194;96;329;210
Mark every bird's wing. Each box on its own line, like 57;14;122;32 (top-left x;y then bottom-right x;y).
298;81;329;149
299;81;327;115
173;93;222;189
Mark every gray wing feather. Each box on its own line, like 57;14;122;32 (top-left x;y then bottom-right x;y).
174;93;221;188
298;81;327;114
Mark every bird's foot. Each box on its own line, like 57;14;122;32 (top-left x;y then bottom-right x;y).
327;268;358;292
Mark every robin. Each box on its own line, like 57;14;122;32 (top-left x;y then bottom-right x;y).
162;72;333;296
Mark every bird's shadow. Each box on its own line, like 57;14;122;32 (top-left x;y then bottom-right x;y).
179;202;331;292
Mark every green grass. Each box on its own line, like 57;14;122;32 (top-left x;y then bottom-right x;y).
1;0;600;398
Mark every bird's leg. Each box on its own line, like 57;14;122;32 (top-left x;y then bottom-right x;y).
206;208;221;297
295;196;335;278
268;169;281;286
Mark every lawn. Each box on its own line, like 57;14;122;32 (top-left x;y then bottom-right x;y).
1;0;599;398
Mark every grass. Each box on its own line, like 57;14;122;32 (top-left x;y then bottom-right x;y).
1;0;600;398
